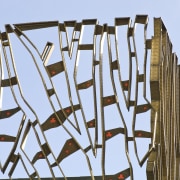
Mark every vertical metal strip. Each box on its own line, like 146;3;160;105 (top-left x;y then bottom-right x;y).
99;24;105;180
147;18;162;180
58;22;81;133
73;20;98;155
93;24;101;155
131;15;153;166
107;25;133;180
114;18;131;109
0;31;29;174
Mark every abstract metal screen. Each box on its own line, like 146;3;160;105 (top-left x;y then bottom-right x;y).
0;15;179;179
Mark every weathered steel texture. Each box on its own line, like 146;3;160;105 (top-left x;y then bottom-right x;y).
0;16;179;180
146;18;179;180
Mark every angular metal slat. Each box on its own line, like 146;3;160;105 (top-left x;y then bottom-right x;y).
115;17;131;26
102;95;117;107
41;104;81;131
46;61;65;77
121;80;129;91
47;88;55;97
82;19;97;25
1;77;17;87
86;119;96;128
78;44;94;50
136;103;151;114
77;79;93;90
0;134;16;142
111;60;118;70
104;128;125;141
134;130;153;138
106;168;131;180
146;39;152;49
14;21;58;31
51;138;80;167
135;15;148;24
95;25;103;35
138;74;144;82
0;107;21;119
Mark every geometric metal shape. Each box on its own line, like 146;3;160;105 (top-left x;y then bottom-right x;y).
0;107;21;119
0;16;179;180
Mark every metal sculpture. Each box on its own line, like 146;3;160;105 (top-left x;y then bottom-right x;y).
0;15;179;179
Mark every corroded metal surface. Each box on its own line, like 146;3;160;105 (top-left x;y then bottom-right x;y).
0;15;179;179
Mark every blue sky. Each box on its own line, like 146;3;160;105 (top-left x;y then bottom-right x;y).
0;0;179;57
0;0;179;179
